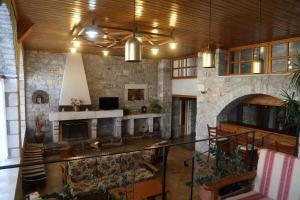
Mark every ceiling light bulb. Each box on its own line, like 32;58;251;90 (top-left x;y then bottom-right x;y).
151;47;159;55
86;29;98;39
70;48;77;53
102;50;109;56
152;29;159;34
169;41;177;49
103;34;108;39
73;40;80;48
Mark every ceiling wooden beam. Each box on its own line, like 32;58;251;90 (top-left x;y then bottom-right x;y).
17;22;33;42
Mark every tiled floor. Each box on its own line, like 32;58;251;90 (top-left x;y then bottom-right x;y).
23;135;199;199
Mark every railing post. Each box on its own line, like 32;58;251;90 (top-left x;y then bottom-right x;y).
250;131;256;171
162;146;168;200
190;155;195;200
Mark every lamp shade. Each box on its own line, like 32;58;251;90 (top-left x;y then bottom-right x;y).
125;36;142;62
202;50;215;68
252;59;263;74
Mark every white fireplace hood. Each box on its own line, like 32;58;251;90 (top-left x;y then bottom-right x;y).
59;53;91;105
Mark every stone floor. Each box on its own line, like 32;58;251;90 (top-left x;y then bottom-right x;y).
23;135;200;200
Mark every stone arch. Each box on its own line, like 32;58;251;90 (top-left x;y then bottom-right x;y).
0;2;17;77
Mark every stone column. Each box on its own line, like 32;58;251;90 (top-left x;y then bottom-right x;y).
157;59;172;138
52;121;59;142
113;117;122;138
91;119;98;139
147;117;154;133
127;119;134;136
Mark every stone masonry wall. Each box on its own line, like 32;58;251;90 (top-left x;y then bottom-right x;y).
196;49;293;152
25;51;159;140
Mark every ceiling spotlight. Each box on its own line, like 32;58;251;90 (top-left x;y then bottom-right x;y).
70;47;77;53
73;40;80;48
169;41;177;50
86;27;98;39
151;46;159;55
102;49;109;56
103;34;108;39
152;29;159;34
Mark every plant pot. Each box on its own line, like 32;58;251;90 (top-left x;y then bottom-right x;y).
34;131;45;143
74;106;80;112
151;107;161;113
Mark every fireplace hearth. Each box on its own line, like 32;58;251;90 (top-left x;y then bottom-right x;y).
61;120;89;141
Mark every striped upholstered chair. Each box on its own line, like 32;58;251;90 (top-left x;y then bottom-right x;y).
204;149;300;200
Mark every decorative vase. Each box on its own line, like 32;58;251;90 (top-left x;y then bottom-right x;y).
34;131;45;143
74;106;80;112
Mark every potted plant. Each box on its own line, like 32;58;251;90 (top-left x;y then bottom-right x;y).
149;99;162;113
70;97;81;111
281;53;300;156
187;146;250;199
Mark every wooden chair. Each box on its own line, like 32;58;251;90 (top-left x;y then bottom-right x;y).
275;141;296;155
203;149;300;200
207;125;228;162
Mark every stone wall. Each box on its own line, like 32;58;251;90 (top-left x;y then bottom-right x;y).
196;49;293;152
25;51;161;140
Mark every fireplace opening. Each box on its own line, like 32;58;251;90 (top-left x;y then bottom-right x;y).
61;120;89;141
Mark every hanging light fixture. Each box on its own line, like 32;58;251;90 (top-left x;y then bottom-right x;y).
102;49;109;56
125;0;142;62
202;0;215;68
151;46;159;55
252;0;263;74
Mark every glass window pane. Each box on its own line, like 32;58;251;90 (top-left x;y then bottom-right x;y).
229;63;239;74
230;51;239;62
288;57;300;72
289;41;300;56
272;59;286;73
241;49;252;61
254;47;266;60
173;60;179;68
240;62;252;74
187;67;196;76
272;43;287;58
173;69;179;77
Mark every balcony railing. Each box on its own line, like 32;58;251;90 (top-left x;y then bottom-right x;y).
0;131;258;200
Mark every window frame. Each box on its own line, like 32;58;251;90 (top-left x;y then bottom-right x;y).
172;54;197;79
227;36;300;75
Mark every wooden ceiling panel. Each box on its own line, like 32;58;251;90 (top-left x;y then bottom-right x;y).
15;0;300;58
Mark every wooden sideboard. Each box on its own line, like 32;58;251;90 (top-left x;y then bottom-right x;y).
219;122;296;147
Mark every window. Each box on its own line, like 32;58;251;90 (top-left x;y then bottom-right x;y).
0;78;8;161
228;46;266;75
227;37;300;75
172;55;197;78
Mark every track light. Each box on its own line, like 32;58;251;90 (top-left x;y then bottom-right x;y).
73;40;80;48
86;27;98;39
102;49;109;56
169;41;177;50
151;46;159;55
70;47;77;53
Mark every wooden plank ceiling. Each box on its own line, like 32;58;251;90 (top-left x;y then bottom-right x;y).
15;0;300;58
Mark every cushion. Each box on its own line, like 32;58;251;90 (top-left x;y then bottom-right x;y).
254;149;300;200
68;158;97;182
225;191;271;200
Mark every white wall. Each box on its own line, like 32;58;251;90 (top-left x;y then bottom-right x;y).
171;79;197;96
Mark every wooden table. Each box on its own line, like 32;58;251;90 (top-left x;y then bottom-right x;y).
108;179;169;200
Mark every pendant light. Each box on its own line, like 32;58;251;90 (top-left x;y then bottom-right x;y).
252;0;263;74
125;0;142;62
202;0;215;68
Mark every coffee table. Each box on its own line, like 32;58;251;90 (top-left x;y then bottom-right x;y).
108;179;170;200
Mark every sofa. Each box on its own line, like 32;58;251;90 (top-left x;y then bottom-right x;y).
64;151;156;197
204;149;300;200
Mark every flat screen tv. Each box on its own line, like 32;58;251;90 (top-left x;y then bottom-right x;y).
99;97;119;110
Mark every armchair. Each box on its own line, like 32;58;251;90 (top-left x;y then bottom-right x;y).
204;149;300;200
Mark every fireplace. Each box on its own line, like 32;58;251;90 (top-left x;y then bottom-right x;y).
60;120;90;141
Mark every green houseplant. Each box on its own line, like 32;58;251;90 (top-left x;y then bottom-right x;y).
187;146;251;199
148;99;162;113
281;52;300;156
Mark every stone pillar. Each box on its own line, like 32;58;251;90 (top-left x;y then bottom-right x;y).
52;121;59;142
127;119;134;136
113;117;122;138
91;119;98;139
147;117;154;133
157;59;172;138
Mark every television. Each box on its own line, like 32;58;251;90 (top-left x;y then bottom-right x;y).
99;97;119;110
